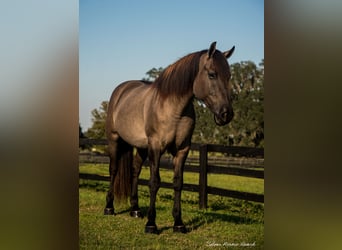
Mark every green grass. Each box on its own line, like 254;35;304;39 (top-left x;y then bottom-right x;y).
79;164;264;249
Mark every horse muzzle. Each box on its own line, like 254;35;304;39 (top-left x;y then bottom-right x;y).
214;108;234;126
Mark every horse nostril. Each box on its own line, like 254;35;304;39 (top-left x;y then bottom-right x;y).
220;108;233;123
219;107;228;119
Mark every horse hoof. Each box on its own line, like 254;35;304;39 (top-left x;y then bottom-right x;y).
173;225;187;233
104;208;115;215
130;210;143;218
145;225;158;234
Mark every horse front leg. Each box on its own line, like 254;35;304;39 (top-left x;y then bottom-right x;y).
130;148;147;218
172;146;190;233
145;140;161;234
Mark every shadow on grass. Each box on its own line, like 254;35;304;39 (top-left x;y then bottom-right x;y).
156;211;261;234
185;211;262;233
113;196;263;234
156;205;263;234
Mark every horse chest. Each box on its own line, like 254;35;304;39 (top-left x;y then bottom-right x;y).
152;114;194;150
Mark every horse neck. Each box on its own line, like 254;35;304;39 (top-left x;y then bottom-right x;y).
153;51;203;98
175;89;194;107
156;91;194;119
151;51;205;115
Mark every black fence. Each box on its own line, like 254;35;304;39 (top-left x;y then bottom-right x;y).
79;138;264;208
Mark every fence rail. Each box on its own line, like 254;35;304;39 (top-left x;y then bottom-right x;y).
79;138;264;207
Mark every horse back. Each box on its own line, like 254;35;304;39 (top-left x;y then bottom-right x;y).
106;80;152;147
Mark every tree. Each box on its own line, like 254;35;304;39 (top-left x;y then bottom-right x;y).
142;67;164;81
79;123;86;138
86;101;108;139
79;123;89;150
227;60;264;147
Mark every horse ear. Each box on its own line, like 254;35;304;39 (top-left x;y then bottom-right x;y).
223;46;235;59
208;41;217;58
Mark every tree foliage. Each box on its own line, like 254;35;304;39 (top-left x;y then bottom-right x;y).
79;124;86;138
227;60;264;147
85;60;264;147
142;67;164;81
85;101;108;139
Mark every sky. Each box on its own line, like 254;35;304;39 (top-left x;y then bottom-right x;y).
79;0;264;130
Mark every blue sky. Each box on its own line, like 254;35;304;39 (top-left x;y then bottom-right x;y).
80;0;264;130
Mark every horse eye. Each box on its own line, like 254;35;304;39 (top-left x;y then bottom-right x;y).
208;72;216;79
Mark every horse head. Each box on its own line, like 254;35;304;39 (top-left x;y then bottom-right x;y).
193;42;235;126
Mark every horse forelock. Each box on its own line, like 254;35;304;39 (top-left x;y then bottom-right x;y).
212;50;231;80
153;50;207;99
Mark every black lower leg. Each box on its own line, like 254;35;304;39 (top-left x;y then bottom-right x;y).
172;148;188;233
145;168;160;232
145;177;160;233
130;148;146;218
104;174;115;215
172;184;186;233
104;138;118;215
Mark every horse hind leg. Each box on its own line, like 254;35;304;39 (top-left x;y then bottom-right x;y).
130;148;147;218
104;135;134;215
104;134;119;215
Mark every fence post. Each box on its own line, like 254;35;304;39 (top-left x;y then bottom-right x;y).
199;144;208;209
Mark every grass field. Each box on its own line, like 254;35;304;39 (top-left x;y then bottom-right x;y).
79;164;264;249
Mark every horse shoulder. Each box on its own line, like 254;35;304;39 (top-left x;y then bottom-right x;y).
175;102;195;148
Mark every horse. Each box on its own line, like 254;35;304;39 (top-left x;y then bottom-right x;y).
104;42;235;234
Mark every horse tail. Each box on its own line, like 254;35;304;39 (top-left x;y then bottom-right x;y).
114;140;133;205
